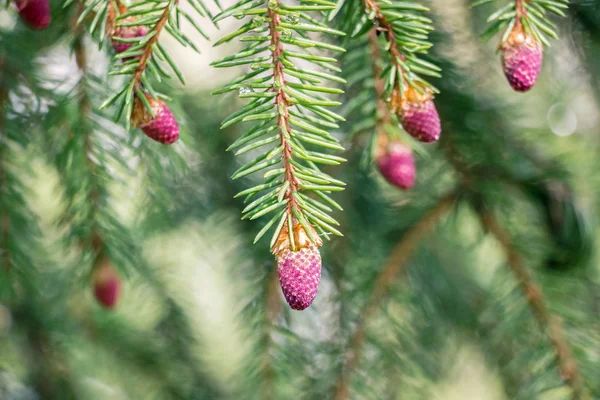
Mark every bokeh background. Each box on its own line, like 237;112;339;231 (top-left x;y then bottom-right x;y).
1;0;600;399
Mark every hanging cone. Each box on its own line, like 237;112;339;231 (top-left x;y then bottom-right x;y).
500;24;542;92
376;139;416;190
395;85;441;143
272;221;323;310
15;0;51;30
92;257;121;309
132;94;180;144
106;2;148;55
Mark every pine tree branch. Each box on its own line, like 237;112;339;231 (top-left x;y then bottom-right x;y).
367;29;391;129
363;0;407;99
441;135;589;399
267;3;301;237
73;2;104;258
477;210;590;400
131;0;177;93
334;193;457;400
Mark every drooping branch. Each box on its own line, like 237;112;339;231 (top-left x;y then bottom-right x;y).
477;210;590;400
334;193;457;400
267;3;300;234
441;135;589;399
73;2;104;258
130;0;178;92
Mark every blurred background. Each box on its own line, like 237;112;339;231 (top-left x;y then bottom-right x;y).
1;0;600;399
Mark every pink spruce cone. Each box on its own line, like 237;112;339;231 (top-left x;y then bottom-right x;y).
106;3;147;57
397;86;441;143
93;258;121;309
272;223;323;311
15;0;51;30
112;19;148;54
133;94;180;144
500;25;542;92
377;141;416;190
277;246;322;310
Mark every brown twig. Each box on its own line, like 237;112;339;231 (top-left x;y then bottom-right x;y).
477;210;589;400
131;0;177;92
441;137;589;399
73;3;104;259
334;193;457;400
363;0;408;106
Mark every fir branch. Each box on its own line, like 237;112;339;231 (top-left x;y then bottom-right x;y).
213;0;346;249
441;135;591;399
359;0;439;99
334;193;457;400
73;3;105;260
474;0;569;46
477;210;590;400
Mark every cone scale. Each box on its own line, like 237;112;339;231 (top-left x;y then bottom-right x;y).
500;24;542;92
272;222;323;310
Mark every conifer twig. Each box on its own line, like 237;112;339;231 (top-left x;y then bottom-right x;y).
442;136;589;399
477;210;590;400
267;2;300;232
334;193;457;400
131;0;178;93
73;2;104;259
367;29;391;128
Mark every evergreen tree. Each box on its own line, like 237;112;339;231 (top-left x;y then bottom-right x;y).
0;0;599;399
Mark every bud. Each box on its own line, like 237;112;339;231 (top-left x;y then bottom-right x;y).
132;94;180;144
376;140;416;190
106;2;148;55
500;24;542;92
14;0;51;30
92;258;121;309
395;86;441;143
272;221;322;310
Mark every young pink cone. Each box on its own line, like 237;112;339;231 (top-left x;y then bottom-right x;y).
277;246;322;310
112;22;148;54
273;223;323;311
93;258;121;309
133;94;180;144
377;141;416;190
500;24;542;92
14;0;51;30
106;4;148;56
396;86;441;143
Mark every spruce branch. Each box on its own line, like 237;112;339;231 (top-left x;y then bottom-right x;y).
74;0;208;134
476;209;590;400
213;0;347;250
73;3;105;263
441;136;590;399
334;193;457;400
474;0;568;46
